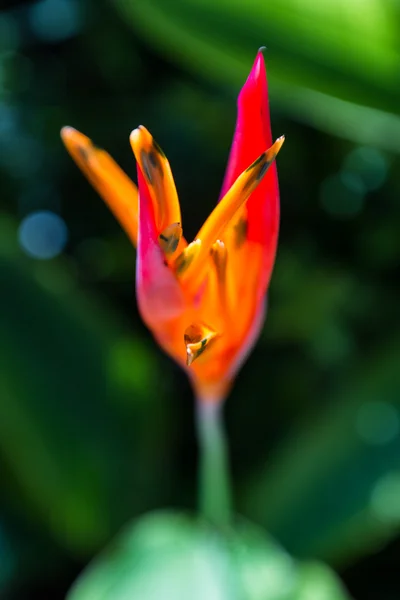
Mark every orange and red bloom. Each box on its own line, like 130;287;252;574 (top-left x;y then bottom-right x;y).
61;49;284;403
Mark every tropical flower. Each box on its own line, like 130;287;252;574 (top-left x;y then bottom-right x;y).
61;49;284;404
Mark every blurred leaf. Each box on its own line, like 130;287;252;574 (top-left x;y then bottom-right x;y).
68;511;351;600
115;0;400;152
242;338;400;565
296;562;351;600
0;214;168;558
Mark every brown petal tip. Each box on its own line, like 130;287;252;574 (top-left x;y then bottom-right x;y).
158;222;182;255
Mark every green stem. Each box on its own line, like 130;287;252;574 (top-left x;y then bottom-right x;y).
195;399;231;527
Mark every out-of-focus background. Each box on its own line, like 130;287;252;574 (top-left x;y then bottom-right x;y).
1;0;400;598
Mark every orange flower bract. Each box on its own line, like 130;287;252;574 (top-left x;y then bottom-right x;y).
61;50;284;403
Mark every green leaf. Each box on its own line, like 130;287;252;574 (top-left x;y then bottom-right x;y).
68;511;351;599
114;0;400;152
295;562;350;600
0;215;166;557
242;337;400;565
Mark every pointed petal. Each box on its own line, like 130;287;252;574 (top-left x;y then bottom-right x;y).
220;50;281;294
221;49;274;197
61;127;138;246
177;137;284;295
130;126;182;235
132;129;187;324
135;166;186;325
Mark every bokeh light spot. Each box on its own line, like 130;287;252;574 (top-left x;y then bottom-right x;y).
18;210;68;259
356;401;399;446
108;338;154;399
343;146;389;191
370;472;400;524
320;173;365;218
29;0;82;42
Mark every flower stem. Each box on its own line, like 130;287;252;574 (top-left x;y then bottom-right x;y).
195;399;231;527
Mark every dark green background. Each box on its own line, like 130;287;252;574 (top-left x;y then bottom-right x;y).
1;0;400;597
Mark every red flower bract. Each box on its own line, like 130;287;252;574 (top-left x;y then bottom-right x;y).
61;49;284;403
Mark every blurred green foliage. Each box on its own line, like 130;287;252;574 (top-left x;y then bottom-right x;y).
117;0;400;152
0;0;399;598
69;511;350;600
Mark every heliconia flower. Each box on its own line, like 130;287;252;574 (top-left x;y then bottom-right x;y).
61;49;284;404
